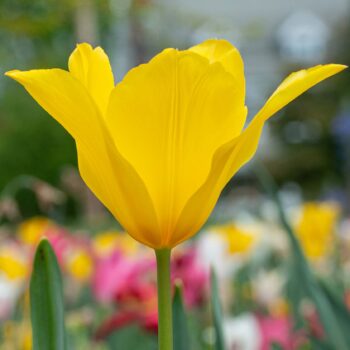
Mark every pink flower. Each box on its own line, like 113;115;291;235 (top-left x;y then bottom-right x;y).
171;248;208;307
93;251;155;303
93;246;208;339
256;315;293;350
45;228;71;264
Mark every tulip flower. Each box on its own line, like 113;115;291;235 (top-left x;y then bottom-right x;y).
6;39;345;350
295;202;340;259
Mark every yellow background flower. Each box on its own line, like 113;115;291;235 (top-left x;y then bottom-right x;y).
213;223;256;255
18;217;53;246
93;231;140;257
0;245;28;280
65;248;93;282
295;202;340;259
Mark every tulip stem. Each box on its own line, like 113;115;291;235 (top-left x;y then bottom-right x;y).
155;248;173;350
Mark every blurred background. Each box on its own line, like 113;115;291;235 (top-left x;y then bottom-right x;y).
0;0;350;349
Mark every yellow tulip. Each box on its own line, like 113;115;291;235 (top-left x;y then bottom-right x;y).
213;223;256;255
295;201;340;259
5;40;346;249
18;216;53;245
0;251;28;280
66;248;93;282
93;231;140;257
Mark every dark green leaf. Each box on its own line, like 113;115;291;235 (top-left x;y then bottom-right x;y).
211;268;225;350
255;163;349;350
30;239;67;350
172;282;190;350
270;343;283;350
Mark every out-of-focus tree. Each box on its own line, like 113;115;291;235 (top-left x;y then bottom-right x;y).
0;0;113;220
267;18;349;201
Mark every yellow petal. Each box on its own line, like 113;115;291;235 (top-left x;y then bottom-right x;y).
107;47;247;246
189;39;245;104
68;43;115;115
171;64;346;246
5;69;161;248
256;64;347;122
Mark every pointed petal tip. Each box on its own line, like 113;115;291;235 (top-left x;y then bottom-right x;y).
333;64;347;71
4;70;28;84
4;69;43;84
195;38;238;50
326;63;347;72
75;42;93;49
4;69;20;78
74;42;104;53
199;37;229;43
320;63;347;76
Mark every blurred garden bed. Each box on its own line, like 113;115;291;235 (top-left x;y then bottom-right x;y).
1;175;350;349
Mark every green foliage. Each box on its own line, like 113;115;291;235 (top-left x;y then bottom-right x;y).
172;283;190;350
268;73;345;196
256;163;350;349
0;85;76;189
270;343;283;350
106;325;157;350
30;239;67;350
211;268;225;350
0;0;114;194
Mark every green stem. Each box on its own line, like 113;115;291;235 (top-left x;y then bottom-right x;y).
155;248;173;350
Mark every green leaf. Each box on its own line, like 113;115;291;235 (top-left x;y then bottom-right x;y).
255;163;349;349
270;343;283;350
211;268;226;350
30;239;67;350
172;282;190;350
318;280;350;343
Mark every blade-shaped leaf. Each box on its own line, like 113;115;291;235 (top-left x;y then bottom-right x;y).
270;343;283;350
255;163;350;349
30;239;67;350
172;281;190;350
211;268;226;350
